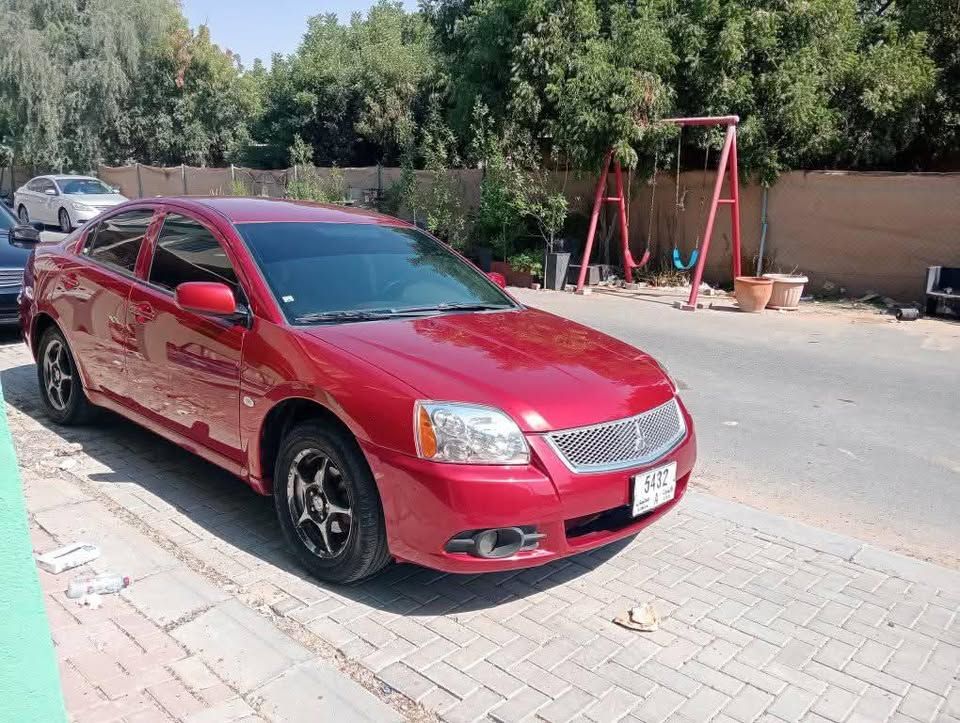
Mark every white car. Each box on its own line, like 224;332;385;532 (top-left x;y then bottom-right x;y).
14;175;127;233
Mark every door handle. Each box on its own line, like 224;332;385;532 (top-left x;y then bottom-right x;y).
62;272;80;290
132;302;155;324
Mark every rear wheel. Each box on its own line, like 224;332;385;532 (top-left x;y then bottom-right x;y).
273;420;391;583
58;208;72;233
17;205;29;224
37;327;94;425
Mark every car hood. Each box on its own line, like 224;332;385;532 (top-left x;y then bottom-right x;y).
303;307;675;432
65;193;126;205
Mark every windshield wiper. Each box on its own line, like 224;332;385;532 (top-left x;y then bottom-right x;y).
389;302;513;314
294;302;513;325
294;309;396;324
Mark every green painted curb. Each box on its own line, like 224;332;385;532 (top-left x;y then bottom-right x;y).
0;379;67;722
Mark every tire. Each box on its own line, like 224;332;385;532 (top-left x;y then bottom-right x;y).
17;205;29;224
273;420;391;584
58;208;72;233
36;326;94;425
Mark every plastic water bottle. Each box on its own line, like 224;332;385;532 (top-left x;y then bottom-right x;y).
66;573;130;599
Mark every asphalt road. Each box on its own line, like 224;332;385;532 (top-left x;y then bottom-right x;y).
514;287;960;569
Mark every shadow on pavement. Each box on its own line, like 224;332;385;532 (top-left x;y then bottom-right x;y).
1;346;627;615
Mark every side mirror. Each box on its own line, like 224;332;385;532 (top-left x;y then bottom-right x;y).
111;186;121;194
44;188;57;196
10;224;41;247
487;271;506;289
175;281;237;316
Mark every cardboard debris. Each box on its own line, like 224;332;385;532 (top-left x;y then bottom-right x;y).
37;542;100;574
613;601;660;632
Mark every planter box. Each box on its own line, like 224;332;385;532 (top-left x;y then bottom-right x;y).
507;269;533;287
544;252;571;291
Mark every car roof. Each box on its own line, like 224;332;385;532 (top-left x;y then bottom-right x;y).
153;196;416;227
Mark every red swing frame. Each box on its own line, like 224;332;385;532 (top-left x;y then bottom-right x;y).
575;115;742;311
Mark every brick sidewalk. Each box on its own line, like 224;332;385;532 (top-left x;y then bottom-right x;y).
2;339;959;723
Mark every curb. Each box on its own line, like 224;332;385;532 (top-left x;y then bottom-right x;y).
685;491;960;597
0;379;67;721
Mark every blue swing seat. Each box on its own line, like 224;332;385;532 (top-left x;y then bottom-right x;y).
672;247;699;271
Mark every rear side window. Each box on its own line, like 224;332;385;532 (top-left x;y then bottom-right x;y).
84;209;154;273
148;214;242;297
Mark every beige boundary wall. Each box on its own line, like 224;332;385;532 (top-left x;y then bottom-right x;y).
95;163;959;303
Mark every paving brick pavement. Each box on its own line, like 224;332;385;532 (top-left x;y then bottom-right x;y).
2;337;959;723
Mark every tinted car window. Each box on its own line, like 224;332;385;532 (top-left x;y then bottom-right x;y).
27;179;41;191
237;222;514;323
59;178;113;195
38;179;56;193
149;214;241;297
84;209;154;273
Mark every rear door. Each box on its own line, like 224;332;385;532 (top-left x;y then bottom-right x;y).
36;178;59;223
64;208;157;399
126;211;247;469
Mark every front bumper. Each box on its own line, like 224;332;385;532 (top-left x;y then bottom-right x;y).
363;402;696;573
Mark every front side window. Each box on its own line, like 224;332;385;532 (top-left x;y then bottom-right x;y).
58;178;113;195
236;222;515;324
84;209;154;273
149;214;242;298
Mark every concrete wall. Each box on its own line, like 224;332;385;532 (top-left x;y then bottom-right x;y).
93;164;960;303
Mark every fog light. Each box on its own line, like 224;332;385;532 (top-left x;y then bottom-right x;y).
444;526;544;559
474;528;523;558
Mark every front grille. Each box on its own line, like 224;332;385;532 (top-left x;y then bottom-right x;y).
545;398;685;473
0;268;23;289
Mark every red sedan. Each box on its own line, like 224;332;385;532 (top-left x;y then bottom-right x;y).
19;198;696;583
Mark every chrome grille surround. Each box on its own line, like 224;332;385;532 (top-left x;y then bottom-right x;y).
544;398;686;473
0;268;23;289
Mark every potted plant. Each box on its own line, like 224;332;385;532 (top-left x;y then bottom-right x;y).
734;276;774;312
506;250;543;288
762;272;809;310
517;185;570;291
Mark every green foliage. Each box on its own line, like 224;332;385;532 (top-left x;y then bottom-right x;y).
286;136;348;203
286;167;348;204
507;250;543;277
469;103;529;258
0;0;955;177
253;1;432;167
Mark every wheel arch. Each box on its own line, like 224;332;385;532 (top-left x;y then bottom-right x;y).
30;312;59;360
255;397;359;495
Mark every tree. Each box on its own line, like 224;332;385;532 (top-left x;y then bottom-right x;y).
253;1;433;167
120;24;260;166
0;0;181;169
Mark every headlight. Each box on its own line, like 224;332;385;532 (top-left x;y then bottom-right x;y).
415;401;529;464
71;201;94;211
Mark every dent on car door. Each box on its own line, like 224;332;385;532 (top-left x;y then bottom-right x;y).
64;209;155;399
127;212;246;469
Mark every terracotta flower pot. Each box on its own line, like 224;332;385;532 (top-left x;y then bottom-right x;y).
763;273;808;310
734;276;774;313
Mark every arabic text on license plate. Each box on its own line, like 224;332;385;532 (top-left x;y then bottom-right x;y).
632;461;677;517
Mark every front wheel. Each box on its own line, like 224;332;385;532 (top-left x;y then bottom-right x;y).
58;208;72;233
37;327;94;425
273;420;391;583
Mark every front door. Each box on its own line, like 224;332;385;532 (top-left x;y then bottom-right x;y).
65;208;155;398
127;212;246;470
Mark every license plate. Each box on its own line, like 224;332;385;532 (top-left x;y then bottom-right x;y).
632;462;677;516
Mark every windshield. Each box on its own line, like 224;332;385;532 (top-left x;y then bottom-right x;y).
0;204;15;231
236;222;516;324
58;178;113;195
